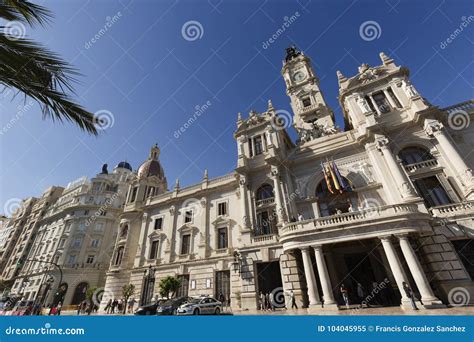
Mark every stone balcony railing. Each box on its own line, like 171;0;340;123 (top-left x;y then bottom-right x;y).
280;203;425;238
430;201;474;218
404;159;438;173
251;233;279;246
255;198;275;208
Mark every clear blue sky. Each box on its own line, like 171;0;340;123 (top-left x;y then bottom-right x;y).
1;0;473;211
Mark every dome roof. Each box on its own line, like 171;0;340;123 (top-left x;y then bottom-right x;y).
115;161;132;171
137;144;165;179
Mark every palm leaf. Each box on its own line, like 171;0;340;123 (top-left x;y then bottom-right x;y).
0;0;52;26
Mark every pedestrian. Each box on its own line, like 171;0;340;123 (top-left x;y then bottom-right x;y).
76;303;81;315
265;292;270;311
356;283;365;308
289;289;298;309
56;301;62;316
403;281;418;310
105;299;112;314
297;213;304;221
340;284;349;309
259;292;265;310
128;297;136;313
111;299;117;314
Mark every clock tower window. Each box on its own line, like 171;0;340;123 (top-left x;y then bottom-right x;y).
302;97;312;108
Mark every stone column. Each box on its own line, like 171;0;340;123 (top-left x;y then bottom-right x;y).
301;248;321;306
365;143;398;204
424;120;473;190
380;236;409;302
313;245;337;306
383;89;397;109
271;167;286;224
238;175;250;228
397;234;444;307
375;135;417;200
368;94;381;116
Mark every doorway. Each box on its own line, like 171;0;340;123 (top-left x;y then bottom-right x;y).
256;261;285;307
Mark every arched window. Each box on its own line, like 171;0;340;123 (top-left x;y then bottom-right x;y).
114;246;124;266
120;224;128;238
316;178;358;217
398;147;434;166
256;184;274;200
71;282;89;305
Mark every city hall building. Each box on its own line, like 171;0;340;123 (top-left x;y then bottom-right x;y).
99;47;474;311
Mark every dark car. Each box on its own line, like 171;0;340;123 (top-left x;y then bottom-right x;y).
156;297;192;315
134;301;163;316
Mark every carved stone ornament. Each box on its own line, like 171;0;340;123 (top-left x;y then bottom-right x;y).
375;136;389;151
424;120;443;137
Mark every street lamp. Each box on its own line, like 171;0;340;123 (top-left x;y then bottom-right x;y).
233;250;242;274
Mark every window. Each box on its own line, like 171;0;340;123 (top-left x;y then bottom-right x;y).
78;223;86;231
181;234;191;255
149;240;159;259
413;176;452;208
217;228;228;249
398;147;434;166
248;138;253;157
256;184;274;200
86;255;95;264
176;275;189;297
130;187;138;203
184;211;193;224
84;210;89;216
59;239;65;248
302;97;311;107
372;92;391;113
100;211;107;216
154;217;163;230
67;255;77;265
114;246;124;266
95;222;104;231
451;239;474;279
256;211;274;235
147;187;155;198
254;136;263;155
72;238;82;248
91;239;100;248
120;225;128;238
218;202;227;216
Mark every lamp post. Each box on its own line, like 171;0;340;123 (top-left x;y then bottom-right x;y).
233;250;242;275
26;259;62;306
140;266;155;305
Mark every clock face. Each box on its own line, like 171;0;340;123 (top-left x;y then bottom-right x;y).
292;70;306;82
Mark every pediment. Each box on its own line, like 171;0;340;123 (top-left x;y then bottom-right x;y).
211;216;232;227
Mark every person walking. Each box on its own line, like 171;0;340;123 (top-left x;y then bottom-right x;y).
340;284;350;309
289;289;298;309
259;292;265;310
104;299;112;314
356;283;365;308
111;299;117;314
269;291;275;311
56;302;62;316
128;298;136;314
403;281;418;310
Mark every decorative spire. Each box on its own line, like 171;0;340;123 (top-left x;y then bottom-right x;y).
237;112;242;125
379;52;394;66
149;143;160;160
267;99;275;113
336;70;347;83
174;178;180;190
203;169;208;181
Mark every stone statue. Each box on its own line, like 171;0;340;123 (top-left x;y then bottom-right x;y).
402;80;418;98
356;94;372;114
101;164;108;174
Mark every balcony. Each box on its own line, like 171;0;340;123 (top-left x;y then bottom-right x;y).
280;203;431;246
403;159;439;173
251;234;279;246
430;201;474;219
255;198;275;208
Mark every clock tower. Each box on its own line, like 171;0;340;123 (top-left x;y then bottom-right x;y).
281;46;335;138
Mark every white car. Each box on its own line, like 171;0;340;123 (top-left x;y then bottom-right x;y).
176;297;222;315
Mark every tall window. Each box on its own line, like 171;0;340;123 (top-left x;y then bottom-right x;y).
86;255;95;264
372;91;391;113
218;202;227;216
154;218;163;230
217;228;228;249
67;255;77;265
181;234;191;255
149;240;159;259
130;187;138;203
254;136;263;155
256;211;274;235
114;246;124;266
316;179;357;216
91;239;100;248
72;238;82;248
120;225;128;238
184;211;193;223
413;176;452;207
387;87;402;107
256;184;274;201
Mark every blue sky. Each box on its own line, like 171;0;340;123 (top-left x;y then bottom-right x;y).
1;0;473;212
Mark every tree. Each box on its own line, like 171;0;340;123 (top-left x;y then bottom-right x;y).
0;0;97;134
158;276;181;299
122;284;135;314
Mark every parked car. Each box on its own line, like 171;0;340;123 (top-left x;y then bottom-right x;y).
177;297;222;315
134;301;162;316
156;296;192;315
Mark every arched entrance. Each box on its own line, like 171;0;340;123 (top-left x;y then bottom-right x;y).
316;178;358;216
52;283;68;306
71;282;89;305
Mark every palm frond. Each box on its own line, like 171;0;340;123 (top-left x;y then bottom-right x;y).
0;0;52;26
